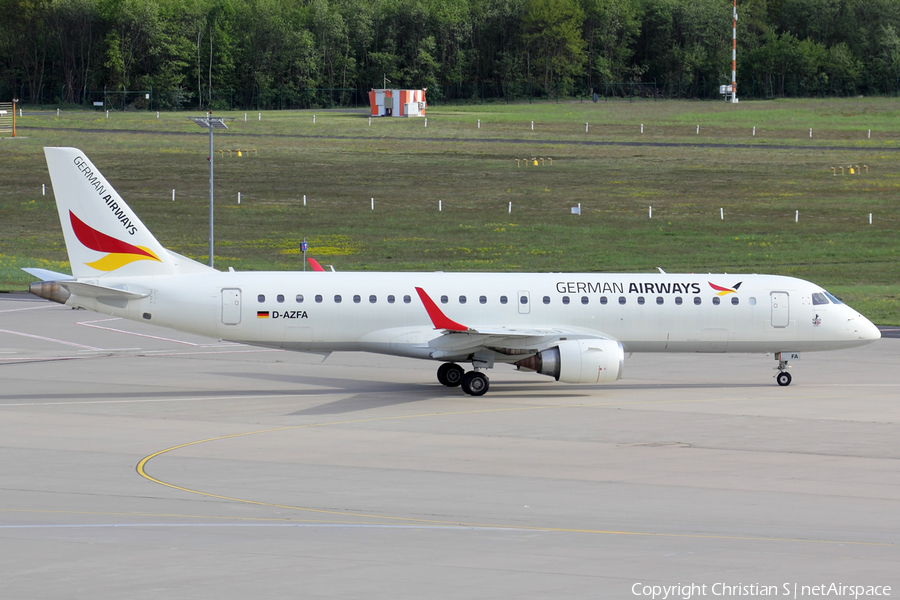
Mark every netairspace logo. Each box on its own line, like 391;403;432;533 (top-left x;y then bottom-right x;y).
631;583;891;600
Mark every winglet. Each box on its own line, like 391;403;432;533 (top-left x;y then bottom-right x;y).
415;287;468;332
307;258;326;272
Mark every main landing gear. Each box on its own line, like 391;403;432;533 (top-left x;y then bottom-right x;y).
436;363;490;396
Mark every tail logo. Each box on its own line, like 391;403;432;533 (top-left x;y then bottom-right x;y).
70;211;161;271
708;281;742;296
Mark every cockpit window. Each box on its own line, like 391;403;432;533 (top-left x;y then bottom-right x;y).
812;293;829;305
824;291;843;305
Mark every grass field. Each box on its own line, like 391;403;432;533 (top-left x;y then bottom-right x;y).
1;98;898;323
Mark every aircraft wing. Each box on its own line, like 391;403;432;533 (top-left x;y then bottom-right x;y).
414;287;616;360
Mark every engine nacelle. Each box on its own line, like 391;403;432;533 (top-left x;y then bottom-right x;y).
515;339;624;384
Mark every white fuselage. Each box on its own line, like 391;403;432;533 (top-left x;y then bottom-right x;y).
69;271;880;361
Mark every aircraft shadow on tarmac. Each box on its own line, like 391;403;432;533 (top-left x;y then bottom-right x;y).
215;371;773;416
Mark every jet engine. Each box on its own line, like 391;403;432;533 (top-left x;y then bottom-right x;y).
514;339;624;384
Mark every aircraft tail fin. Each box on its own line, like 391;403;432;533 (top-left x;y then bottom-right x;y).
43;147;212;278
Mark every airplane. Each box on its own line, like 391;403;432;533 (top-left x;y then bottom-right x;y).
25;147;881;396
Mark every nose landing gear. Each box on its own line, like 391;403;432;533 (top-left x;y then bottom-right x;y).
774;352;797;386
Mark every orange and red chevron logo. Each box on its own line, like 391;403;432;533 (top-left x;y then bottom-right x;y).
70;211;161;271
708;281;742;296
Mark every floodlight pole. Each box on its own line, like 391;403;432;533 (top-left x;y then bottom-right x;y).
207;112;214;267
190;113;232;268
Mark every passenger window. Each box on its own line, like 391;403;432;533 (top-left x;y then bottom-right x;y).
353;295;361;303
618;296;626;305
542;296;550;304
369;295;377;303
479;296;487;304
637;296;645;305
675;297;683;305
732;297;739;305
500;296;508;304
749;297;757;305
694;297;701;305
277;294;284;303
440;295;448;304
296;294;304;303
562;296;570;305
520;295;528;305
257;294;265;303
403;295;411;304
387;295;395;304
581;296;589;305
334;295;342;303
656;297;664;305
600;296;608;305
812;293;829;305
459;296;467;304
712;297;720;305
315;295;323;303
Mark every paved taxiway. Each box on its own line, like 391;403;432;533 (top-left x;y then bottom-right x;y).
1;294;898;598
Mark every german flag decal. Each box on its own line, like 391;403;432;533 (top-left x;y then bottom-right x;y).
257;311;270;318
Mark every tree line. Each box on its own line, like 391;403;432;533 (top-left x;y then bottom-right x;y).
2;0;899;109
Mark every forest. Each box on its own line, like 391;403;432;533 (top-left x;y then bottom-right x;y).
2;0;900;109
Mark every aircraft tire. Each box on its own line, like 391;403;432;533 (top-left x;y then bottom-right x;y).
437;363;464;387
461;371;489;396
776;372;792;386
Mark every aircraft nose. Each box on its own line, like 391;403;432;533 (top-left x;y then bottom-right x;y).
853;314;881;342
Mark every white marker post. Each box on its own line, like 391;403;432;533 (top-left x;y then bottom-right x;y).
696;125;699;134
478;119;481;129
578;202;581;216
641;124;644;134
244;113;247;122
157;111;159;119
313;115;316;124
868;129;871;139
720;207;724;220
531;121;534;131
368;116;371;126
439;200;442;212
869;213;872;225
57;108;59;116
172;189;175;201
586;122;589;133
795;210;799;222
42;184;45;196
649;206;652;218
303;194;306;207
508;201;512;214
424;118;427;128
238;192;241;204
753;126;756;136
258;113;261;121
106;110;109;119
371;197;374;210
809;128;812;138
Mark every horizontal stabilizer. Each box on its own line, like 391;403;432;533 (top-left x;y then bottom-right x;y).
59;281;149;300
21;268;74;281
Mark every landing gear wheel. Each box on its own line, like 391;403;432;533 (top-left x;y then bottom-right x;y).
461;371;490;396
776;372;792;387
437;363;464;387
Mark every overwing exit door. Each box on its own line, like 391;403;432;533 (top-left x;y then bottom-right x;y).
518;290;531;314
